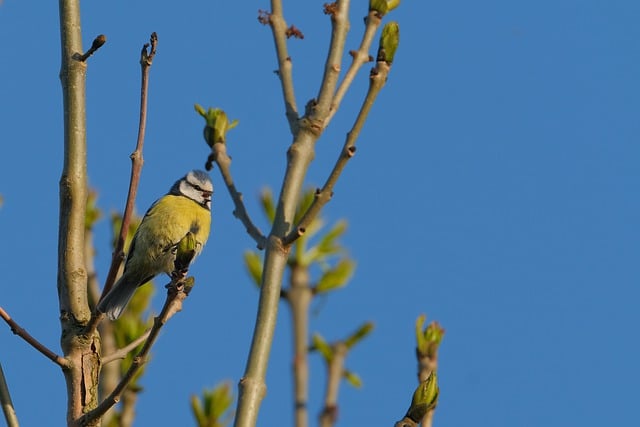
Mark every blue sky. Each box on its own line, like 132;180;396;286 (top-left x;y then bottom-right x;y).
1;1;639;426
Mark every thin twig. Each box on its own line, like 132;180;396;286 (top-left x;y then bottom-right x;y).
0;307;70;369
79;278;192;425
265;3;300;134
77;34;107;62
210;142;267;249
284;60;391;245
101;328;152;365
312;0;351;121
325;11;382;126
0;362;19;427
91;32;158;333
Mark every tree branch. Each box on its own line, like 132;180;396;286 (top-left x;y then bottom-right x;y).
284;58;391;245
264;2;300;134
97;32;157;305
209;141;267;249
286;263;313;427
313;0;351;121
101;328;152;365
0;307;70;369
325;10;382;126
0;362;20;427
80;278;193;425
234;4;357;427
318;343;347;427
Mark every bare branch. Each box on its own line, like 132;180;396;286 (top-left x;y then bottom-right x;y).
313;0;351;121
0;307;70;369
285;60;391;245
101;328;152;365
325;11;382;126
209;142;267;249
91;32;158;333
265;2;300;134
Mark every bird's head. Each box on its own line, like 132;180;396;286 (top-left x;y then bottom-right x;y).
171;170;214;210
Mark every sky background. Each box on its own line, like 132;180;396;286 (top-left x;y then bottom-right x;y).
1;1;639;426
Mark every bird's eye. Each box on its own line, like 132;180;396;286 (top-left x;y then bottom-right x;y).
193;184;203;191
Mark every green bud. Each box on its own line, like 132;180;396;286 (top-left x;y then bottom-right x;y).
315;258;355;294
377;21;400;64
406;371;439;422
194;104;239;147
369;0;389;15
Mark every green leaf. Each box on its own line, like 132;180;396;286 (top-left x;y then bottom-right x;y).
243;251;263;287
344;322;374;349
316;220;347;255
315;258;356;294
259;188;276;223
294;188;316;225
85;189;102;230
343;369;363;388
311;333;333;362
190;394;207;427
194;103;206;117
406;372;439;422
377;21;400;64
191;382;234;427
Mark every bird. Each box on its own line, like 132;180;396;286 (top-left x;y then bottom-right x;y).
97;170;213;320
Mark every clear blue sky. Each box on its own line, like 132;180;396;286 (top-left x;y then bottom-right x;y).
1;1;639;426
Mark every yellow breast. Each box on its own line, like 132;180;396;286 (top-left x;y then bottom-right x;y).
131;194;211;275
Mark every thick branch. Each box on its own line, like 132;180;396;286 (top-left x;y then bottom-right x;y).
234;3;373;426
0;307;70;369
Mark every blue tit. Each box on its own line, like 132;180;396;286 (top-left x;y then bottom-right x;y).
98;170;213;320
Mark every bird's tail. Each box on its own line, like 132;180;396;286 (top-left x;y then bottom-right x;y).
97;276;139;320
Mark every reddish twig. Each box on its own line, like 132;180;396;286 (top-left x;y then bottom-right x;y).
94;33;158;312
0;307;70;369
